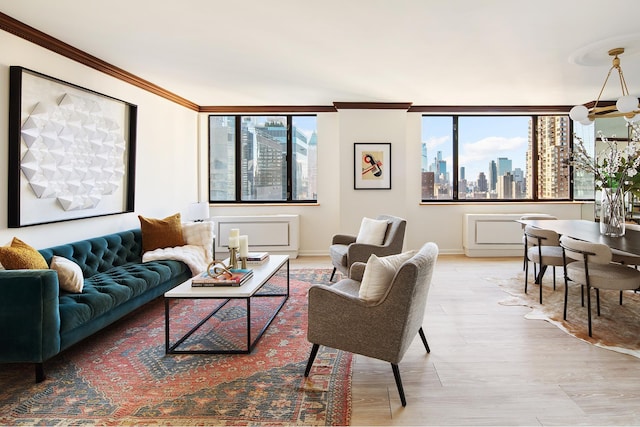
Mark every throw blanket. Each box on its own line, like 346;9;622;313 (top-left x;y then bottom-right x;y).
142;245;209;276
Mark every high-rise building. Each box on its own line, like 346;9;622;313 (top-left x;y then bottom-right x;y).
497;172;514;199
421;171;435;199
497;157;512;177
477;172;488;193
488;160;497;191
421;143;428;172
537;116;570;199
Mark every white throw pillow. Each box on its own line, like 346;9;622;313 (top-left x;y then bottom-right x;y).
50;255;84;293
358;250;416;302
355;217;389;245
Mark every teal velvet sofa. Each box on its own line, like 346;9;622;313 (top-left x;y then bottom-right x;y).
0;229;191;382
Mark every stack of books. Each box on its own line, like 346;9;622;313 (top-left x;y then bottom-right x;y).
245;252;269;264
191;268;253;287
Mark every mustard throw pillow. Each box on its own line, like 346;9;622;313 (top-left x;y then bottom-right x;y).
138;213;185;253
0;237;48;270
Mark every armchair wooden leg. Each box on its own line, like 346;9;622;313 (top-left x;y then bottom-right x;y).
329;267;337;282
391;363;407;407
304;343;320;377
418;327;430;353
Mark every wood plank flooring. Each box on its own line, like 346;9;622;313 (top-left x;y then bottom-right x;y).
291;255;640;426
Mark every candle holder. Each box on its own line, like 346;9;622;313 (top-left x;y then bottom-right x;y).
229;247;239;269
241;257;247;269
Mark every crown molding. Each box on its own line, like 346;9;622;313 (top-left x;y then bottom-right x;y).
409;105;572;113
0;11;199;111
333;102;413;110
200;105;337;113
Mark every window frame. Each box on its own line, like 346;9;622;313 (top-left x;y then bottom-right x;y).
208;114;318;204
420;112;576;203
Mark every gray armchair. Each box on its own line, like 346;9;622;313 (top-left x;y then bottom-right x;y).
329;214;406;281
305;242;439;406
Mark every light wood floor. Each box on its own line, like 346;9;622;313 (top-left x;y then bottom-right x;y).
291;255;640;426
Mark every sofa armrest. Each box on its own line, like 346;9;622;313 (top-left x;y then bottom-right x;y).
0;270;61;363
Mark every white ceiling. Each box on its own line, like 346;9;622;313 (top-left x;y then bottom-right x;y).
3;0;640;107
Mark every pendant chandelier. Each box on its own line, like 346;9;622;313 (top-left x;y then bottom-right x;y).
569;47;640;125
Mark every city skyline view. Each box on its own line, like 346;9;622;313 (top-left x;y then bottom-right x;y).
422;116;529;185
421;115;572;200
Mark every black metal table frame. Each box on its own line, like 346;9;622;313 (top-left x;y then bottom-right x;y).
164;259;289;354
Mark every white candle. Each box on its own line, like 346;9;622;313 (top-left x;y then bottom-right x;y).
239;235;249;257
228;236;239;249
229;228;240;238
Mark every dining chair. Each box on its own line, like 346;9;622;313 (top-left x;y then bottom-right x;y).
524;225;564;304
519;215;557;270
610;223;640;270
560;235;640;337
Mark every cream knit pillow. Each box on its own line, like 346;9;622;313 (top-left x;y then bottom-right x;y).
358;250;416;302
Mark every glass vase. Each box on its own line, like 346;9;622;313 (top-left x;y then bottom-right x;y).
600;187;626;237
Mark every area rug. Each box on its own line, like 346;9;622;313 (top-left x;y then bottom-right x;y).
496;271;640;359
0;268;351;426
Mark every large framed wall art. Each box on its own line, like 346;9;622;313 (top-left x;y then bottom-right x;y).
8;66;137;227
354;142;391;190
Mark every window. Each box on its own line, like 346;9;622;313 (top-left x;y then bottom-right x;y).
209;115;317;203
421;114;573;201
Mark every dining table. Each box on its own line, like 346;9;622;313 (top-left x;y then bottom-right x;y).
518;219;640;284
518;219;640;256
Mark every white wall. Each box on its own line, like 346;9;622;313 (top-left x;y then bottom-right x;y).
202;110;592;256
0;30;199;248
1;28;590;255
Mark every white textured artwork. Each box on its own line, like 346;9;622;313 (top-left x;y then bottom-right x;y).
20;93;127;211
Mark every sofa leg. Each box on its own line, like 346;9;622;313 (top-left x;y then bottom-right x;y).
329;267;337;282
35;363;45;383
304;343;320;377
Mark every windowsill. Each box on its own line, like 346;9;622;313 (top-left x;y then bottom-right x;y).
209;202;320;207
418;200;593;206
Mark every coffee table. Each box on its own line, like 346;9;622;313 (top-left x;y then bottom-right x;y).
164;254;289;354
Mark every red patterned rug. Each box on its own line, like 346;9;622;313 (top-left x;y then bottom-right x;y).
0;268;351;426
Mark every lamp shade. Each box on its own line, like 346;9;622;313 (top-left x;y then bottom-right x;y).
616;95;639;113
186;201;210;221
569;105;589;122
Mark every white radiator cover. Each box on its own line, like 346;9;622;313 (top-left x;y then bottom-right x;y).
463;214;525;257
212;214;300;258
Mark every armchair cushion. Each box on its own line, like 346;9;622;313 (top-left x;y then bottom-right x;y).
359;250;416;302
355;217;389;245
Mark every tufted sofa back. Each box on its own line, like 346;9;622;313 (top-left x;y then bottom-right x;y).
38;229;143;279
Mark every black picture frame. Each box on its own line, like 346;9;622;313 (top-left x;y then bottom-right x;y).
354;142;391;190
8;66;137;227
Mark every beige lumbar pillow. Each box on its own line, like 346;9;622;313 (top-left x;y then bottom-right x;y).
50;256;84;293
358;250;416;302
355;217;388;245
